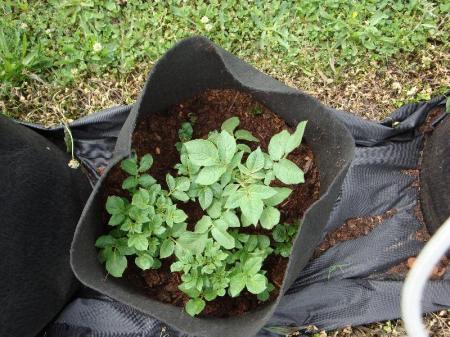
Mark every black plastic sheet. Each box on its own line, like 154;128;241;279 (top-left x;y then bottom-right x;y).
33;93;450;336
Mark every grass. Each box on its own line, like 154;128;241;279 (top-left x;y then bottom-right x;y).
1;0;450;124
1;0;449;335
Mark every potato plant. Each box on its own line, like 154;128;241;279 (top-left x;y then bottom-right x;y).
96;117;307;316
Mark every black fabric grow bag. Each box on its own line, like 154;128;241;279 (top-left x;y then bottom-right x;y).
33;94;449;337
70;37;355;337
420;115;450;235
0;115;91;337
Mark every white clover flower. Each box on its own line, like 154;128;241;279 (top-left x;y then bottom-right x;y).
205;23;213;32
200;16;209;24
20;22;28;30
93;42;103;53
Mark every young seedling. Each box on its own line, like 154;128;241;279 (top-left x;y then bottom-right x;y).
96;116;308;316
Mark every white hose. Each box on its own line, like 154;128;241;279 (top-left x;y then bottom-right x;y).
402;216;450;337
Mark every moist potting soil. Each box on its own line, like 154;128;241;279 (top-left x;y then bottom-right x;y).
102;89;320;317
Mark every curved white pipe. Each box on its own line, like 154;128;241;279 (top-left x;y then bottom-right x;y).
402;216;450;337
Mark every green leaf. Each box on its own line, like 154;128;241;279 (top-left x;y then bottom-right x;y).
248;184;277;200
122;176;138;190
218;130;237;164
127;206;149;225
285;121;307;155
121;158;138;175
235;129;259;142
211;219;235;249
244;256;263;275
138;174;156;188
278;243;292;257
273;159;305;184
240;195;264;225
246;236;258;251
172;191;189;202
128;234;148;251
176;232;208;255
184;139;219;166
105;252;127;277
257;235;271;249
173;209;188;223
221;210;240;227
109;214;125;226
95;235;115;248
220;171;232;186
178;122;193;142
230;150;244;168
264;153;273;169
195;215;213;232
264;171;275;185
160;239;175;258
166;174;176;190
225;189;245;209
246;147;265;172
170;261;184;272
446;98;450;114
223;183;240;196
175;177;190;191
257;289;270;302
207;200;222;219
139;154;153;172
237;143;251;153
196;165;226;185
185;298;206;317
198;187;213;209
171;222;187;237
221;116;240;134
264;187;292;206
272;225;288;243
246;273;267;294
229;274;246;297
260;206;280;229
131;188;150;209
135;254;154;270
106;196;125;215
268;130;289;161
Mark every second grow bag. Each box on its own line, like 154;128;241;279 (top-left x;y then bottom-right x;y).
70;37;355;337
420;114;450;235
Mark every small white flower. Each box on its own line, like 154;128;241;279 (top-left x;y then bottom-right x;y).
205;23;213;32
93;42;103;53
20;22;28;30
71;68;78;76
200;16;209;24
68;159;80;169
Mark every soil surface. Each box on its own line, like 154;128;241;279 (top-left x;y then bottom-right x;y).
313;106;449;282
103;89;320;317
313;209;397;258
386;256;450;281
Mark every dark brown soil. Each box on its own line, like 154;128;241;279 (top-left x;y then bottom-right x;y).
313;209;397;258
418;106;445;135
387;106;447;280
386;256;450;280
103;89;321;317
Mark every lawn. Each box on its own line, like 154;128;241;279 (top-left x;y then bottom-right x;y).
1;0;449;335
